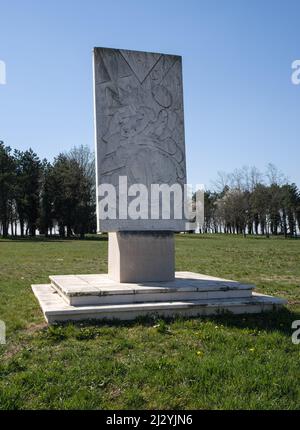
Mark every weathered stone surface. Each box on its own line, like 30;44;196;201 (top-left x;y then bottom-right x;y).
49;271;254;306
93;47;187;231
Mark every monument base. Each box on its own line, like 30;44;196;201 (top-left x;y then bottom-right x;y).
31;272;287;324
108;231;175;283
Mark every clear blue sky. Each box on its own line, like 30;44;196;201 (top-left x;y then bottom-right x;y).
1;0;300;189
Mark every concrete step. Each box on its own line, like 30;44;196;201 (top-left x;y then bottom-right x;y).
49;272;255;306
32;283;287;324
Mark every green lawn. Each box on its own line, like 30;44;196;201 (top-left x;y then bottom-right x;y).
0;234;299;409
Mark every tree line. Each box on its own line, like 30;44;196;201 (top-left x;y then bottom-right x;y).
201;165;300;237
0;141;96;238
1;140;299;238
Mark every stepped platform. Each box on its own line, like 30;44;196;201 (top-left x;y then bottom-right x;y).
32;272;286;324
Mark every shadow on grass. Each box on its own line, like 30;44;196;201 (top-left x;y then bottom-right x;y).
177;233;300;241
196;307;300;335
0;234;108;243
43;307;300;338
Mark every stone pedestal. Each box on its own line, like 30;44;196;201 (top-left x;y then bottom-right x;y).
108;231;175;283
32;273;287;324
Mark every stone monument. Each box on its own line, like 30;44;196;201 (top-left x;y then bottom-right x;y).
32;47;286;323
93;47;187;282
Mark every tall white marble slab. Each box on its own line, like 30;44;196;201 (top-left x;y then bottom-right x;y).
93;47;187;232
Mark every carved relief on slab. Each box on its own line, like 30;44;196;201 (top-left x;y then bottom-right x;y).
93;47;187;231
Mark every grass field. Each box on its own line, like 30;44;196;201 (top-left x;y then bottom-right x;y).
0;234;299;409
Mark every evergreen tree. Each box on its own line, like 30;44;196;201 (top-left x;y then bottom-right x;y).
0;142;15;237
14;149;42;236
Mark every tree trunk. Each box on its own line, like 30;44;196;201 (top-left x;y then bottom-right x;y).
59;224;65;238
